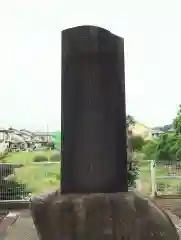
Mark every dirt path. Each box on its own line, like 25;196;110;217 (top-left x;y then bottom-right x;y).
154;198;181;238
155;198;181;217
4;211;38;240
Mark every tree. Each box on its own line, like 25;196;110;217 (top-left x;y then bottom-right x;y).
142;140;158;160
142;133;181;161
126;115;135;167
126;115;135;131
141;104;181;162
173;104;181;134
156;134;172;160
130;135;145;151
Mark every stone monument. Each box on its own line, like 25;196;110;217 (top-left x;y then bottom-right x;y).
31;25;179;240
61;25;127;194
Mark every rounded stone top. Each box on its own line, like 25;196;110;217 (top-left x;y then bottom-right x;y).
62;25;124;56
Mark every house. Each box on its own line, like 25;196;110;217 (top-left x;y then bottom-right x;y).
33;132;54;142
151;129;165;138
151;124;175;138
131;122;153;140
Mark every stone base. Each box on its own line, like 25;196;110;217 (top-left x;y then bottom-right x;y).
31;190;179;240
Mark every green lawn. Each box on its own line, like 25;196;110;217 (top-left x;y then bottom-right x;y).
14;163;60;195
139;161;150;179
0;151;53;165
2;151;61;195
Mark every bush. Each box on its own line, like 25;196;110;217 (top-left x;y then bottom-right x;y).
130;135;145;151
0;180;29;200
12;164;24;168
50;151;60;162
33;156;48;162
142;140;158;160
0;164;14;179
131;152;144;164
0;164;30;200
45;142;55;149
127;165;140;186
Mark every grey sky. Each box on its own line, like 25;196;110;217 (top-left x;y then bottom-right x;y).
0;0;180;130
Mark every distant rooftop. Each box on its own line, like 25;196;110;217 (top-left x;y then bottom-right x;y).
33;132;55;136
152;124;175;133
152;129;165;134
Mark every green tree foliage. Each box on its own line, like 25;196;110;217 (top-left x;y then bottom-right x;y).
126;114;135;131
142;105;181;160
143;133;181;160
126;115;135;169
173;104;181;134
130;135;145;151
142;140;158;160
126;115;140;185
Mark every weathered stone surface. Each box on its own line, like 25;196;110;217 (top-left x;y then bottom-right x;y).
31;190;180;240
61;25;127;194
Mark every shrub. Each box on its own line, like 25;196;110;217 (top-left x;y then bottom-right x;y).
50;152;60;162
45;142;55;149
0;165;29;200
0;180;29;200
131;152;144;163
0;164;14;180
33;156;49;162
12;164;24;168
130;135;145;151
127;165;140;187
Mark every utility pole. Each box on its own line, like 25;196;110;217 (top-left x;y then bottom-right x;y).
46;124;49;142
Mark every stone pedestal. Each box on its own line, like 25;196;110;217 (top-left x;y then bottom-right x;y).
31;190;179;240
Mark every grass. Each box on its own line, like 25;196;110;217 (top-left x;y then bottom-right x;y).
0;151;53;165
139;161;150;179
1;151;61;195
14;163;60;195
139;161;152;194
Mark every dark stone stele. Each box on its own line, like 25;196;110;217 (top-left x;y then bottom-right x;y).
61;25;127;194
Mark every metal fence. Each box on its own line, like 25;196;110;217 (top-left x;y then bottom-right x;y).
157;182;181;196
150;160;181;197
0;159;60;203
0;163;30;201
